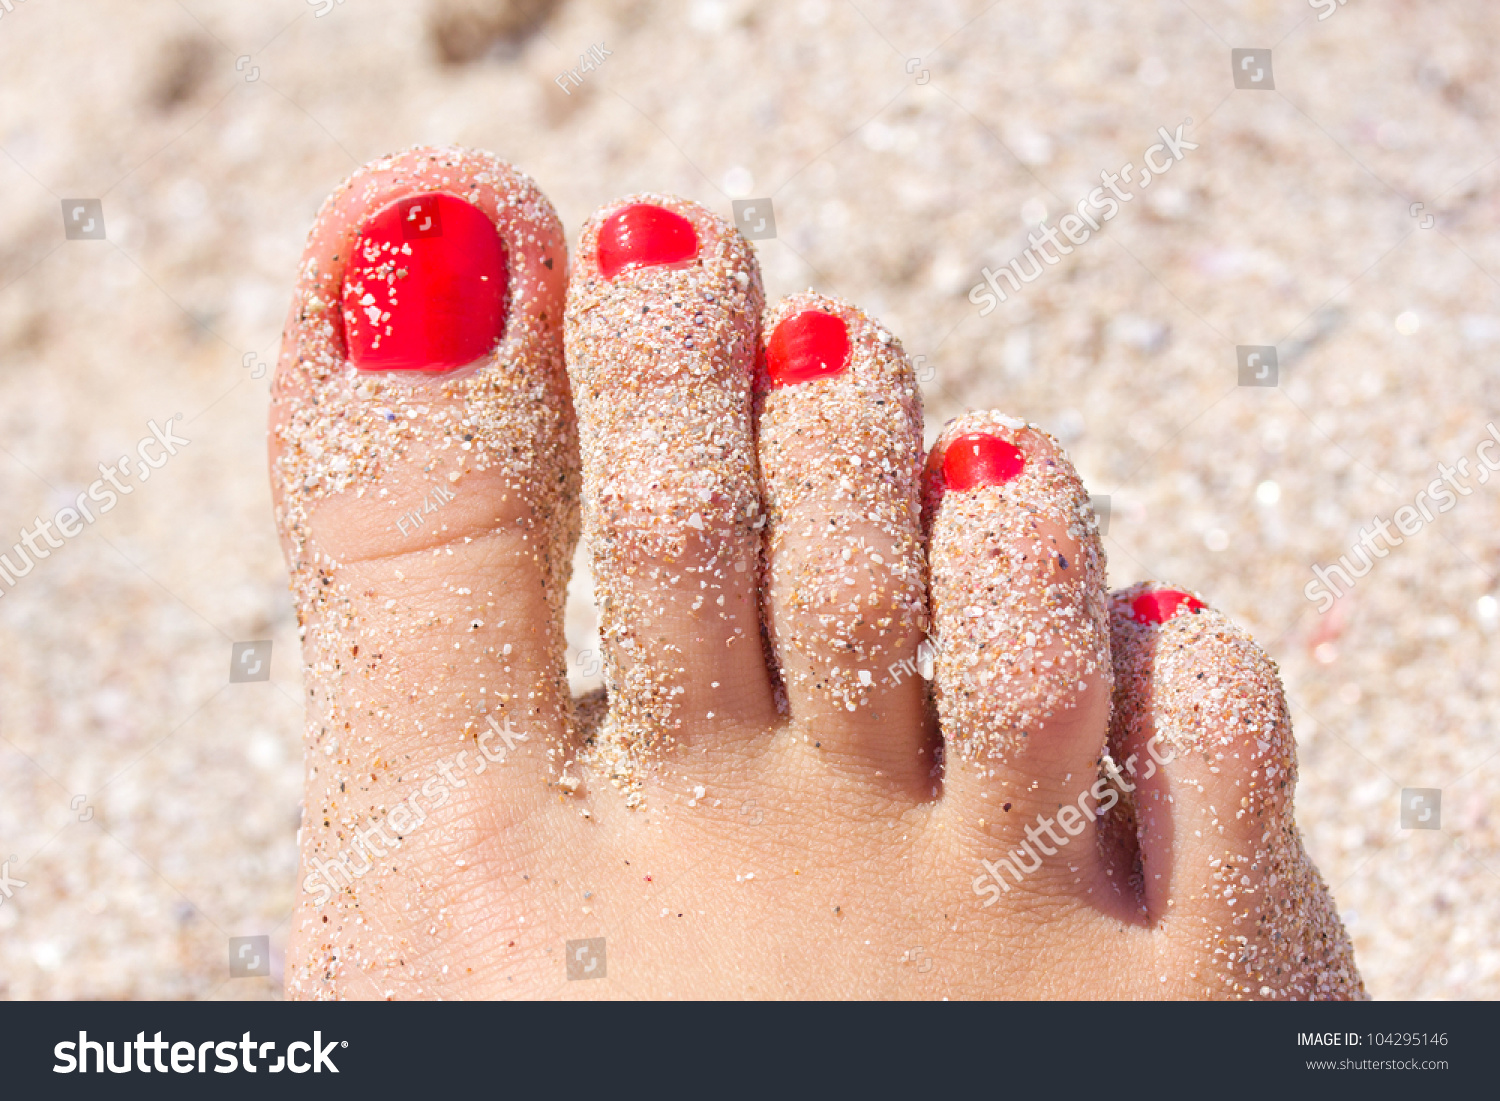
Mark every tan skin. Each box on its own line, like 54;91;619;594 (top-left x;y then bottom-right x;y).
271;147;1361;1000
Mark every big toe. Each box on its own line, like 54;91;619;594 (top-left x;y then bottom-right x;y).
270;147;579;996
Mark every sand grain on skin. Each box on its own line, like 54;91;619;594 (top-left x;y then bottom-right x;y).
564;195;764;804
926;414;1110;763
1109;584;1366;1000
271;147;578;996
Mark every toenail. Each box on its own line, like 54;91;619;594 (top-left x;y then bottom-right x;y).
596;203;699;278
941;432;1025;490
342;193;509;373
765;309;852;387
1131;589;1206;624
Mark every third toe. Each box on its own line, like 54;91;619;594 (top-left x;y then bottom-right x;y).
756;293;930;782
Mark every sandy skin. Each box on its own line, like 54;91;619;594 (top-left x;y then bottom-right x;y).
270;146;1363;1000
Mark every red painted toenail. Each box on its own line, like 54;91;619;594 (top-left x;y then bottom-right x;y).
942;432;1026;490
342;193;508;373
1131;589;1206;624
597;203;699;278
765;310;851;387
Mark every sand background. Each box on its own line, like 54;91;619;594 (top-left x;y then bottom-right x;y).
0;0;1496;998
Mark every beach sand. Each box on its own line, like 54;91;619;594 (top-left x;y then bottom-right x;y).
0;0;1494;998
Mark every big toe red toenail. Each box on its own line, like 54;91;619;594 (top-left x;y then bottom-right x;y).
765;310;851;387
342;193;509;373
942;432;1026;490
596;203;699;278
1132;589;1206;624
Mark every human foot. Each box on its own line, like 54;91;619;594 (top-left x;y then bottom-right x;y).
270;147;1363;1000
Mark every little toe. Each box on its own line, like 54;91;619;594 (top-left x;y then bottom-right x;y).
927;414;1111;847
565;196;775;788
1107;583;1365;999
756;293;929;782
